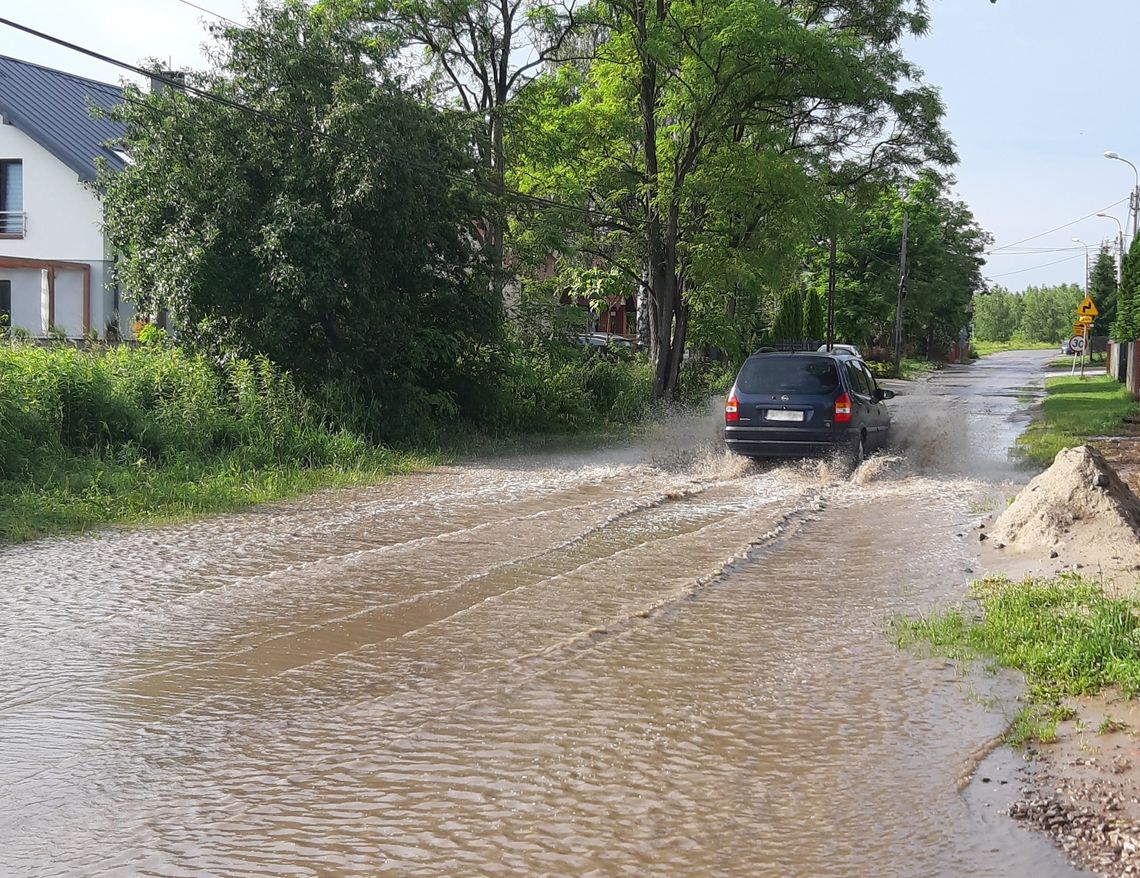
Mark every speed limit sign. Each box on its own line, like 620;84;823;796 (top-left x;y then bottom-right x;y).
1070;335;1087;353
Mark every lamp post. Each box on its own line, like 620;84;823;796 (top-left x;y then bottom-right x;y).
1105;151;1140;243
1096;212;1124;283
1072;237;1091;293
1072;237;1093;377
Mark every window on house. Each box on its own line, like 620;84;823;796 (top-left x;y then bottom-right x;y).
0;280;10;329
1;160;23;236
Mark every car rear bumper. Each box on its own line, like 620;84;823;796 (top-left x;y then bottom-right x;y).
724;425;857;459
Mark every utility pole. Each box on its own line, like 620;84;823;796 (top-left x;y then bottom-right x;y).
1105;152;1140;244
892;212;909;378
1096;214;1125;283
826;236;837;351
1132;187;1140;245
1073;237;1091;294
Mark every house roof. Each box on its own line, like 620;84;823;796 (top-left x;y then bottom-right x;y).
0;54;127;182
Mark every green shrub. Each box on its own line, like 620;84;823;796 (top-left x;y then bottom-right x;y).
678;358;735;404
452;334;652;437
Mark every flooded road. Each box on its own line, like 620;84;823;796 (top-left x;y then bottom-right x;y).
2;350;1084;877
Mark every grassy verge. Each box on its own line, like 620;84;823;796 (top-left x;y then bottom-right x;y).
866;358;943;380
973;340;1060;356
0;339;670;544
1016;374;1137;466
0;342;444;543
0;450;435;544
1047;351;1107;369
894;574;1140;744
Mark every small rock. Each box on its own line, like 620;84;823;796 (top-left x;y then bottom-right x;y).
994;541;1006;549
1050;549;1059;559
979;533;988;542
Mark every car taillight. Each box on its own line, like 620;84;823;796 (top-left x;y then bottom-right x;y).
834;392;852;423
725;392;739;424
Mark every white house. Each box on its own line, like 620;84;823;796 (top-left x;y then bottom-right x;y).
0;54;131;339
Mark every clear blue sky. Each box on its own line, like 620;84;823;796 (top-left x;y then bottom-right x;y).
3;0;1139;292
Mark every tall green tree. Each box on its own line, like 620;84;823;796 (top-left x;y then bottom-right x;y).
804;289;826;343
100;1;497;440
1109;238;1140;342
971;286;1022;342
1089;244;1117;336
770;290;804;342
1015;284;1082;343
513;0;952;398
820;171;987;353
322;0;581;296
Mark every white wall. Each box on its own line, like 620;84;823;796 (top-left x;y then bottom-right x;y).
0;119;112;337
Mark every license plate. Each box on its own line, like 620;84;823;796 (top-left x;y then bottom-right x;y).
765;409;804;422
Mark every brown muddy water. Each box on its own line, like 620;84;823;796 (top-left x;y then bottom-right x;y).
2;351;1087;877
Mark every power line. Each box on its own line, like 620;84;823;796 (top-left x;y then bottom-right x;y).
986;253;1083;279
985;246;1087;257
987;198;1128;253
0;15;639;230
172;0;243;28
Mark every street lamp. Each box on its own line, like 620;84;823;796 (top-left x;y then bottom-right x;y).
1096;212;1124;282
1104;150;1140;243
1072;237;1090;293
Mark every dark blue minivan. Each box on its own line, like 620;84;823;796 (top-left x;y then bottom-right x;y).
724;351;894;462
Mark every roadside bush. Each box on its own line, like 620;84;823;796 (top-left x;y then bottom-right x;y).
677;358;735;405
0;342;370;473
453;334;653;437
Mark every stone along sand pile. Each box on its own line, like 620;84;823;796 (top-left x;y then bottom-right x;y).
990;445;1140;577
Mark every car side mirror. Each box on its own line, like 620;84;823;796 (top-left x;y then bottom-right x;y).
875;389;896;401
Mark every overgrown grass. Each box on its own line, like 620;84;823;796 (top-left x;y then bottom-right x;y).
0;337;664;543
973;339;1060;356
894;574;1140;744
0;341;434;542
1047;351;1107;369
0;451;435;543
865;358;943;380
449;336;655;439
1016;374;1137;466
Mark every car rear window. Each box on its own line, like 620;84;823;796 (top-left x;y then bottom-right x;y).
736;357;840;395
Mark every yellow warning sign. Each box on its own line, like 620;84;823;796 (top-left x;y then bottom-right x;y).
1073;322;1088;338
1077;314;1094;324
1077;296;1099;318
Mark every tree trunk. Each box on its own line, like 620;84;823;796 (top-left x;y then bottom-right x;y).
635;0;688;401
489;110;506;302
636;269;650;350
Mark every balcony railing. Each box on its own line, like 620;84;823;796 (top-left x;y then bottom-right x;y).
0;211;26;237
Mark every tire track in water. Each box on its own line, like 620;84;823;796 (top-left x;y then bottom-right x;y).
0;463;755;701
0;482;832;834
0;465;816;792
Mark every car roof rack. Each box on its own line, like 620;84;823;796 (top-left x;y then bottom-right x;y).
751;343;831;356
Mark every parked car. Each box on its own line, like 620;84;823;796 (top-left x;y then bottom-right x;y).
724;350;894;462
1060;339;1075;355
575;332;635;351
817;343;862;357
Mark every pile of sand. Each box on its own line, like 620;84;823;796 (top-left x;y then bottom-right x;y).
991;445;1140;569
